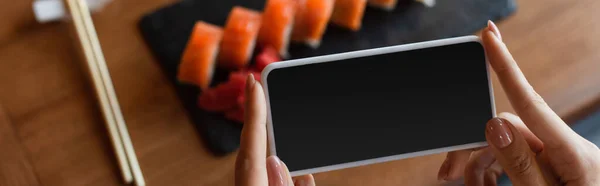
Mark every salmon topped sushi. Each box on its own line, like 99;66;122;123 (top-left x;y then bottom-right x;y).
219;6;262;70
291;0;334;48
331;0;367;31
258;0;296;57
368;0;398;11
177;21;223;90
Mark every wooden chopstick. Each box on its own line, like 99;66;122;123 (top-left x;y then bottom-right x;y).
65;0;145;185
72;0;146;185
64;0;133;183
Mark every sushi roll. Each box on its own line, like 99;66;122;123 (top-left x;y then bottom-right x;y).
177;21;223;90
219;6;262;69
368;0;398;11
258;0;296;57
331;0;367;31
291;0;334;48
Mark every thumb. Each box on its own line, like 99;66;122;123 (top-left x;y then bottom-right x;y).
485;118;547;186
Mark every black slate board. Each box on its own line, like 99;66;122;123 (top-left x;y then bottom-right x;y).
138;0;517;156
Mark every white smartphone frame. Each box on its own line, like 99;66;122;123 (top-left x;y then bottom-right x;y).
261;35;496;177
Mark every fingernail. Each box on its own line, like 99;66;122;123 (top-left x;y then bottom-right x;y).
267;156;287;186
486;118;513;148
487;20;502;41
246;74;255;92
437;159;450;180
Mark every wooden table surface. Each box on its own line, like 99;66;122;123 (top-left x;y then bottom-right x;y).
1;0;599;185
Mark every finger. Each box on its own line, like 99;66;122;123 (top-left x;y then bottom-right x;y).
485;118;547;186
464;148;496;186
483;170;499;186
497;112;543;153
235;74;268;186
293;174;316;186
438;150;472;180
487;160;504;178
267;156;290;186
482;22;577;148
484;160;504;186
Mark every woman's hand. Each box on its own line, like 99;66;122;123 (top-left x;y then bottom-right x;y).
235;75;316;186
437;21;600;185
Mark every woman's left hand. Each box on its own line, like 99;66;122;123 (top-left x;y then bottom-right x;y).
235;74;315;186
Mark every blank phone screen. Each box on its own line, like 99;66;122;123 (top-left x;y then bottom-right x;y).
265;41;493;172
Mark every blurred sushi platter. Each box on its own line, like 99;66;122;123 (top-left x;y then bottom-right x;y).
139;0;517;155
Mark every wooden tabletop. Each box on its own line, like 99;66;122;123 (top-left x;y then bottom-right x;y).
1;0;599;185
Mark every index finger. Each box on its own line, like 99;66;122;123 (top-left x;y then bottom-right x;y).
235;74;268;186
481;23;578;148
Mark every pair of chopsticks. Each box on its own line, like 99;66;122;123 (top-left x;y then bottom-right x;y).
64;0;145;185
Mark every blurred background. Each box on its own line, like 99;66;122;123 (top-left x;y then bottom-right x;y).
0;0;599;185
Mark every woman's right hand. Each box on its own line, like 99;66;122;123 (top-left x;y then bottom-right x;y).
437;21;600;185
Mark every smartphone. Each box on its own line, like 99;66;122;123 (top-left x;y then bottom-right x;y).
261;36;495;176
